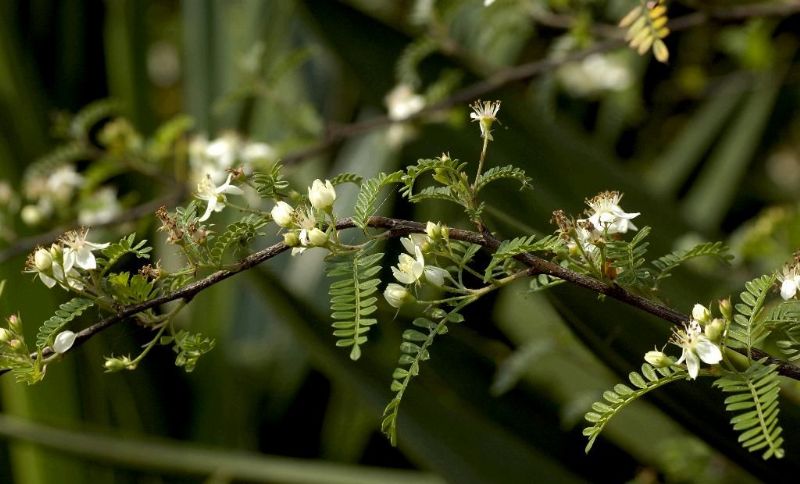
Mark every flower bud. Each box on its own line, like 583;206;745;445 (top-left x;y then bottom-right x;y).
53;330;76;354
424;266;447;287
384;283;413;308
0;328;11;343
271;201;294;228
308;179;336;211
8;314;21;332
20;205;43;226
705;318;725;343
692;303;711;325
104;356;135;372
644;350;672;368
104;357;126;372
718;298;732;321
34;248;53;271
283;231;300;247
425;222;438;239
307;228;328;246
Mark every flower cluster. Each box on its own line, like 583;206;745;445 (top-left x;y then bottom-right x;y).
270;179;337;256
189;132;276;186
553;191;640;265
645;303;725;380
21;164;84;226
383;222;448;308
25;229;109;290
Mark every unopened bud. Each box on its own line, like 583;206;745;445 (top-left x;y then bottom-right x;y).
644;350;672;368
34;248;53;271
283;231;300;247
53;330;76;354
718;298;732;321
384;283;414;308
0;328;11;343
692;304;711;325
307;228;328;246
705;318;725;343
8;314;21;332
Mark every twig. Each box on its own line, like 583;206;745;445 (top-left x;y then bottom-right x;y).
4;215;799;381
0;191;184;264
283;4;800;166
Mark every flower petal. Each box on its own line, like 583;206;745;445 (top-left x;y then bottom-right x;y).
695;338;723;365
781;279;797;300
686;351;700;379
392;267;417;285
76;248;96;270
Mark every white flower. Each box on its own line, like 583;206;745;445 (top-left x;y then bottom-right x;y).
585;191;639;234
779;265;800;300
392;245;425;284
308;179;336;211
484;0;496;6
671;321;723;380
271;201;294;228
46;165;84;202
196;173;244;222
205;133;241;170
469;100;501;140
241;142;275;164
292;208;317;256
384;283;412;308
61;228;110;271
53;330;76;354
385;84;425;121
399;235;446;285
78;187;122;225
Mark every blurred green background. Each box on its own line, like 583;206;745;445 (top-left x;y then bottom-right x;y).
2;0;800;483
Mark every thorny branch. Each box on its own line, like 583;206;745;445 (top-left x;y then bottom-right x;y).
4;216;799;381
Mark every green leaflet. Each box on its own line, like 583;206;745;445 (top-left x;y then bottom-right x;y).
714;362;784;460
172;330;215;373
650;241;732;289
251;163;290;199
35;297;94;350
607;226;651;287
210;214;269;264
483;234;561;282
381;309;459;446
329;172;363;187
353;171;403;230
326;249;384;360
583;364;686;453
727;274;775;356
97;233;152;275
474;164;532;193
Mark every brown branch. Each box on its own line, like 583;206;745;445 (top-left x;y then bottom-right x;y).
0;191;185;264
283;4;800;166
4;215;799;381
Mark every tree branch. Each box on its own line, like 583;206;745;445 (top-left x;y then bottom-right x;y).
4;216;799;381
